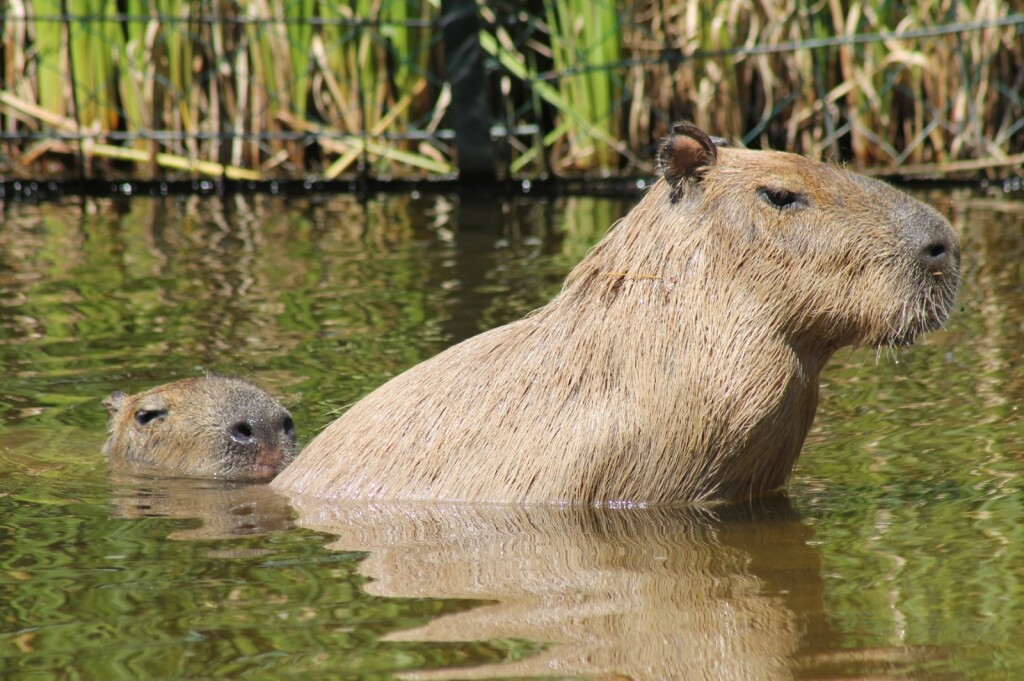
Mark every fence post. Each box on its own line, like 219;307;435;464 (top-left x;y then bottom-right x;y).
440;0;496;183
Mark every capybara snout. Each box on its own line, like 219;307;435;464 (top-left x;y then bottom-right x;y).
103;376;297;481
901;205;957;271
888;189;960;342
884;187;959;280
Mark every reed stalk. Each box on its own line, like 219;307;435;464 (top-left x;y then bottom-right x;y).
27;0;66;121
388;0;437;131
318;2;360;132
159;0;195;156
477;28;637;168
117;0;151;153
478;3;624;174
355;0;379;133
0;0;1020;180
381;0;411;133
245;0;291;162
287;0;315;121
541;0;621;170
4;0;29;140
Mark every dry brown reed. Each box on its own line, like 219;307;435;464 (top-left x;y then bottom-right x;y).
622;0;1024;172
0;1;1021;180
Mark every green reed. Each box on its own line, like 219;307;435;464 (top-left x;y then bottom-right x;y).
31;0;67;120
544;0;621;170
117;0;151;153
0;0;1020;180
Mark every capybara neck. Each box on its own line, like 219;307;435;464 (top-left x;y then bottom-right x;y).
103;376;297;482
272;123;959;506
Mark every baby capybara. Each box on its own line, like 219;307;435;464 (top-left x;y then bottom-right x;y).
271;123;959;505
103;376;296;481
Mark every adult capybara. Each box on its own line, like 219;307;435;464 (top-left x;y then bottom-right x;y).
276;123;955;504
103;376;297;481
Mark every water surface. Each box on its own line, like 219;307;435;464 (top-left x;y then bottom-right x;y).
1;189;1021;679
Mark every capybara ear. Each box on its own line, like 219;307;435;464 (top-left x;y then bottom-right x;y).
103;391;128;417
658;122;719;191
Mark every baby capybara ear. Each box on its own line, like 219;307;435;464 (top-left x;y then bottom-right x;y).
103;391;128;417
657;123;719;195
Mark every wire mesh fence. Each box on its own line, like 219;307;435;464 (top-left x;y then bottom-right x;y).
1;0;1022;184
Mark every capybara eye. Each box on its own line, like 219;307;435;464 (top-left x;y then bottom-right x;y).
758;186;807;210
282;416;295;438
229;421;255;444
135;408;167;426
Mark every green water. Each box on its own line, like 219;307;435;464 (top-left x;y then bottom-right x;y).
0;189;1021;680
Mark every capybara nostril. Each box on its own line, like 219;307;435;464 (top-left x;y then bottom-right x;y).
894;200;958;273
229;421;255;445
919;238;951;270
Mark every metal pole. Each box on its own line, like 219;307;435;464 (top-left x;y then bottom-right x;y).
440;0;496;183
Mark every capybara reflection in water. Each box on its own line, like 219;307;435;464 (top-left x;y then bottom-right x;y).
103;376;297;481
271;123;959;505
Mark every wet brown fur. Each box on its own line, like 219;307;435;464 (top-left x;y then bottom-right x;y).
103;376;297;481
274;123;959;505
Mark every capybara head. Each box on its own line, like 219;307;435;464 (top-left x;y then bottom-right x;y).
630;123;960;352
103;376;297;481
272;122;960;505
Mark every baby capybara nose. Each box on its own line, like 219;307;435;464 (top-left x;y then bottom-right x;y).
229;414;297;451
281;415;296;442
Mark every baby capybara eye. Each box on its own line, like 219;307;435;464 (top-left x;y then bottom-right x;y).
135;408;167;426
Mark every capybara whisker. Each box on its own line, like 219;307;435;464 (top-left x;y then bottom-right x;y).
259;121;962;506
